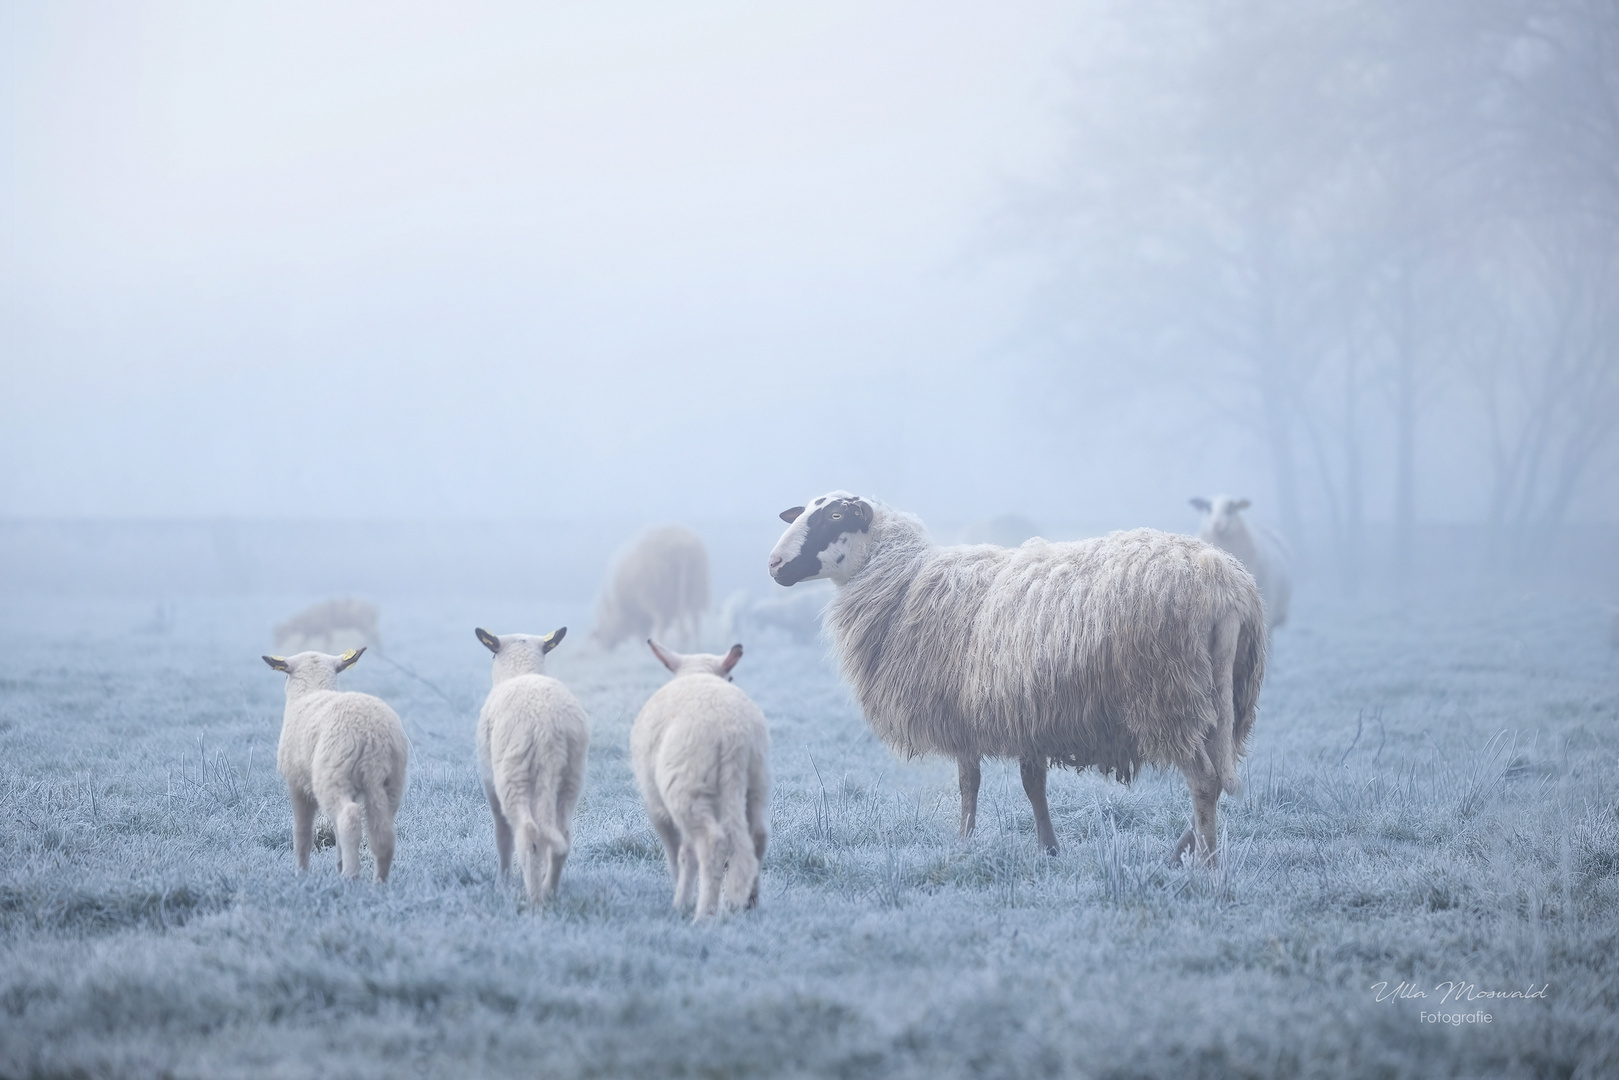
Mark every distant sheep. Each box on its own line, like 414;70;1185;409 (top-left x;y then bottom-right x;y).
719;580;833;645
769;491;1266;864
262;648;408;882
632;641;770;920
1191;496;1291;631
592;527;709;650
961;512;1043;548
473;626;588;903
274;598;381;655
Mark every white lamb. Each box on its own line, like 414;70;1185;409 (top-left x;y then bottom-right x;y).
475;626;589;903
1191;496;1292;631
632;641;770;920
262;648;408;882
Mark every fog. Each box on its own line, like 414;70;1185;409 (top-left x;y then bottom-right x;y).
4;0;1616;594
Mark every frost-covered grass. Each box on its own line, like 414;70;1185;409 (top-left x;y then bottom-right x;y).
1;590;1617;1079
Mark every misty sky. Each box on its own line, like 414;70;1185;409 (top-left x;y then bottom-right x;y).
3;2;1120;525
10;2;1604;536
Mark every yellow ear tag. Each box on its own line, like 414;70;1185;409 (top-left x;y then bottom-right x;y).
543;632;555;645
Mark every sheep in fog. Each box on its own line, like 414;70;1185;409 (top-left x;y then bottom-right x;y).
474;626;588;903
274;598;381;655
769;492;1266;864
262;648;408;882
961;512;1043;548
1190;496;1291;630
591;527;710;649
719;579;833;645
632;641;770;920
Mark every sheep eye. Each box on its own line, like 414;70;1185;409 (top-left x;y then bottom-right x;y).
831;513;842;520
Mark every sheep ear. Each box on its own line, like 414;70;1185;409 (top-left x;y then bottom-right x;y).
648;639;682;672
719;643;743;675
779;506;804;524
335;647;365;672
1190;498;1211;513
542;627;567;654
475;627;501;654
263;655;290;672
1232;499;1251;511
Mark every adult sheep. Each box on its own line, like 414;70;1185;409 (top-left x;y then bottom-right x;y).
262;648;408;882
591;526;710;650
1190;496;1292;631
768;492;1266;864
274;598;381;655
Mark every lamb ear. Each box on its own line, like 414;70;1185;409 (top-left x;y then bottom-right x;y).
779;506;804;524
335;647;365;672
1232;499;1251;511
263;655;290;672
647;639;682;672
475;627;501;654
1190;497;1211;513
719;643;743;675
542;627;567;654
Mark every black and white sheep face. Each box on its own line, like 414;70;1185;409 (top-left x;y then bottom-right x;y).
261;648;365;695
476;626;564;682
768;491;875;587
1190;495;1251;541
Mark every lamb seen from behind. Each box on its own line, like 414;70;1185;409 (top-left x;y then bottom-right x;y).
475;626;589;903
632;641;771;920
263;648;409;882
768;492;1266;864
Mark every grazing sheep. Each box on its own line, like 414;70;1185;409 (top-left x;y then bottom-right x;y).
274;598;381;656
632;641;770;920
768;491;1266;864
262;648;408;882
1190;497;1292;631
474;626;589;903
719;580;833;645
591;527;710;650
961;512;1043;548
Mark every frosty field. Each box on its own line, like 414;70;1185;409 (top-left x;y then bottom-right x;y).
2;589;1617;1079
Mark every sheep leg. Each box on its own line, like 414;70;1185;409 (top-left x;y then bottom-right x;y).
486;784;514;876
692;821;730;921
745;769;769;909
290;788;318;873
721;816;759;914
334;800;363;880
1171;765;1223;867
957;756;982;837
548;790;574;900
364;793;396;884
1019;757;1060;856
547;847;568;900
649;808;683;883
673;841;698;911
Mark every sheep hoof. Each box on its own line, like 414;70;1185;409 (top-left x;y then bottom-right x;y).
1044;844;1059;858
